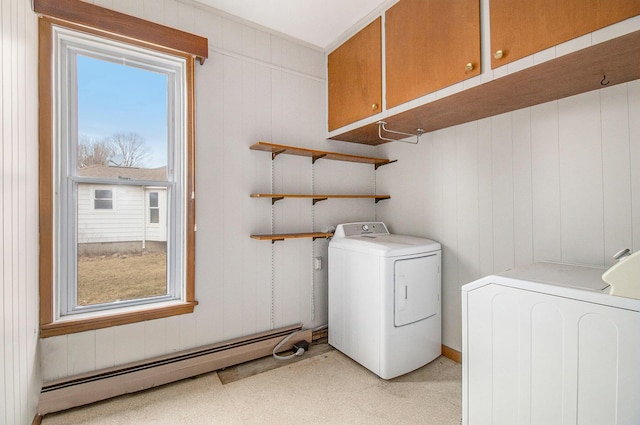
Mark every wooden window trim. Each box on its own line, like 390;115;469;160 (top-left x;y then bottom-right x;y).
37;2;202;337
33;0;208;64
40;302;199;338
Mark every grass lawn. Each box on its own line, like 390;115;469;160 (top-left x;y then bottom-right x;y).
77;252;167;306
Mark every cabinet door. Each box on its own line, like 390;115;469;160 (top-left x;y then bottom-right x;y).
385;0;481;110
328;18;382;132
490;0;640;68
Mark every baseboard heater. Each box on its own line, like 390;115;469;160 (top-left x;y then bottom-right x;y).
38;324;311;415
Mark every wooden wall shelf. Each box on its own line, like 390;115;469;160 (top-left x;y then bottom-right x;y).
250;141;395;169
250;142;393;242
250;232;334;243
250;194;391;205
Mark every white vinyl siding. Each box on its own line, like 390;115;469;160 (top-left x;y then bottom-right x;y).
77;185;167;243
79;185;141;242
77;184;168;243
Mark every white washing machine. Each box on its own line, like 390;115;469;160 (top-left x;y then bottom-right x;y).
461;262;640;424
328;222;442;379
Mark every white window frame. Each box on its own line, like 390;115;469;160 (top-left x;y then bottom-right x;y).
148;191;160;224
53;26;188;318
93;187;114;210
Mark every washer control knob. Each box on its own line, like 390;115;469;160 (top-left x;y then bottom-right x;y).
362;224;369;232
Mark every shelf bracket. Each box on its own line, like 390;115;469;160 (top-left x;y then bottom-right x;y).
271;238;285;244
271;197;284;205
271;149;286;160
377;121;425;144
374;197;390;204
374;159;397;170
312;153;327;164
312;197;328;205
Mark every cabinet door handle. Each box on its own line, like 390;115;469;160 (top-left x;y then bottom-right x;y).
465;62;474;71
371;103;379;111
494;50;504;59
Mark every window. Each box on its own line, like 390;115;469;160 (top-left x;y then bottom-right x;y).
149;192;160;224
37;0;207;337
56;27;183;317
94;189;114;210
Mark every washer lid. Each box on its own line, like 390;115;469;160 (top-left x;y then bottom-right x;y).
329;233;441;257
461;262;640;311
498;262;609;291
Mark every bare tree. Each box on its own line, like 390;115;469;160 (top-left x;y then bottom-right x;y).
78;132;151;168
78;134;114;167
109;132;151;167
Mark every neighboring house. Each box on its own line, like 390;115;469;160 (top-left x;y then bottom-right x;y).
76;165;167;256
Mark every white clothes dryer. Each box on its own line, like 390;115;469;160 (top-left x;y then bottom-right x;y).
328;222;442;379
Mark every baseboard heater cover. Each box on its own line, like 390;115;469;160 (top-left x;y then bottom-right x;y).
38;325;311;415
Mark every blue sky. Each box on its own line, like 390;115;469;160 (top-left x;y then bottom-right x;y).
77;55;168;168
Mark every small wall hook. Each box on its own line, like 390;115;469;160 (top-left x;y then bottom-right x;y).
601;75;610;86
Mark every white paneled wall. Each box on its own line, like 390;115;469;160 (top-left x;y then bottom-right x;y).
377;81;640;352
1;0;41;423
40;0;380;382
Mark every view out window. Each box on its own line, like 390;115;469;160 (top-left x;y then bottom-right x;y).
56;26;183;316
37;0;205;337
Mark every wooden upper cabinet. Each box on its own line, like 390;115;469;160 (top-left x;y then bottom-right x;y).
385;0;481;110
490;0;640;68
328;18;382;132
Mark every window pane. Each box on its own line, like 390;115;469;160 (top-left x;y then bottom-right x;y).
95;189;112;199
73;53;171;308
77;183;167;306
149;192;160;223
76;249;167;306
94;199;113;210
50;25;190;320
76;54;168;180
149;208;159;224
76;179;168;306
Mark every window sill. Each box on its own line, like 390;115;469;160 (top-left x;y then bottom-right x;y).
40;300;198;338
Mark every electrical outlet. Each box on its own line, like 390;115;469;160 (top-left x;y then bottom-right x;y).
314;256;322;271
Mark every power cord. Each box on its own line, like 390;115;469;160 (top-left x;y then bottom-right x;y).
272;329;309;361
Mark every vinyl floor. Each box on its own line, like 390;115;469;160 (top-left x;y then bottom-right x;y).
42;343;462;425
